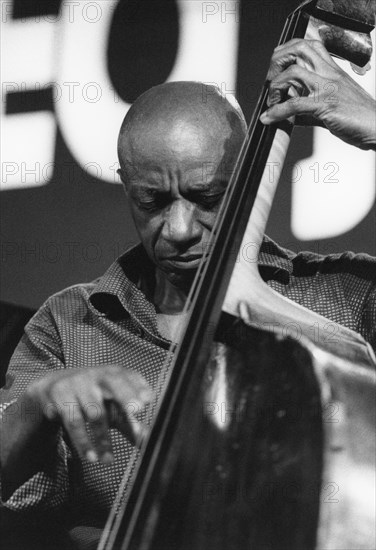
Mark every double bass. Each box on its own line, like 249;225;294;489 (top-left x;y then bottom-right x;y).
99;1;376;548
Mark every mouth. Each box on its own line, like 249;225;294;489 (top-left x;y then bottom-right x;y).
162;254;203;269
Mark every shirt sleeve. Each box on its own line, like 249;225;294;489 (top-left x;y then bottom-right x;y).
0;301;71;514
358;282;376;359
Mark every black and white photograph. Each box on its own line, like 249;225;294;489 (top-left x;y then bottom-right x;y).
1;1;375;548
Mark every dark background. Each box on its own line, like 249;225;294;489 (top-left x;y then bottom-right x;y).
1;0;375;310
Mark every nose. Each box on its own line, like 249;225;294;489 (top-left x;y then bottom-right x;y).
161;199;201;247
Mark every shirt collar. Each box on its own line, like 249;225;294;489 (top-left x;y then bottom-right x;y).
89;236;294;319
89;245;158;333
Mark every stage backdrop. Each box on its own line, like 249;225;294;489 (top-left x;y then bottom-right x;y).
1;0;375;309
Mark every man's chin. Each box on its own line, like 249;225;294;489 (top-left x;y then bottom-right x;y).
166;268;198;291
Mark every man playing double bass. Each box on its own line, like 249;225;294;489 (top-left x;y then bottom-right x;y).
1;40;375;547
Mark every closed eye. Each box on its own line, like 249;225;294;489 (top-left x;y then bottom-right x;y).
134;191;170;212
137;201;157;212
193;192;226;209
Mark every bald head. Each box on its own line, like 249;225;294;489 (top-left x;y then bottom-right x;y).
117;81;247;177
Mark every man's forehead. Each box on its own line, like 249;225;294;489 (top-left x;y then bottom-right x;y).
121;115;228;152
122;157;232;188
119;118;241;176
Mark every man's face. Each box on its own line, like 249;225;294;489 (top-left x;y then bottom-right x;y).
120;116;242;288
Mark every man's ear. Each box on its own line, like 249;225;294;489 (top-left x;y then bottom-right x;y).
117;169;128;196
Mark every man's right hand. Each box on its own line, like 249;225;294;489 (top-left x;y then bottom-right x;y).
1;365;154;498
25;365;153;463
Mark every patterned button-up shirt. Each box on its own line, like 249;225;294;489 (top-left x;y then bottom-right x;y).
1;237;375;530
